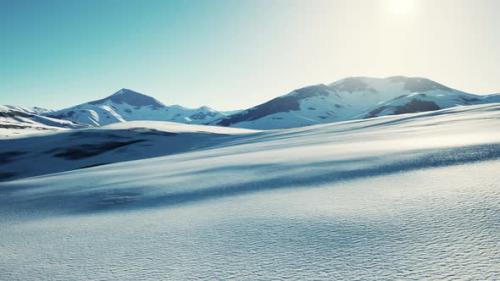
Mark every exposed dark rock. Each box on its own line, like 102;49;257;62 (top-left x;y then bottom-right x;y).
190;111;217;120
366;106;388;118
217;84;332;126
393;99;441;114
0;124;29;129
0;110;32;118
461;96;481;103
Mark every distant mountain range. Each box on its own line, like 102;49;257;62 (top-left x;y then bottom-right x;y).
2;76;499;134
212;76;500;129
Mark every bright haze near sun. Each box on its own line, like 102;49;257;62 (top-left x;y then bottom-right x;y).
0;0;499;110
385;0;417;15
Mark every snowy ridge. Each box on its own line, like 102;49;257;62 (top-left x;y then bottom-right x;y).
1;105;53;115
48;88;227;126
0;105;84;138
213;76;500;129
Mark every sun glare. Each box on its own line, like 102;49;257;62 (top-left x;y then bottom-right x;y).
386;0;416;16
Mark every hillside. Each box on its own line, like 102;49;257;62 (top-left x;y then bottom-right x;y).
213;76;500;129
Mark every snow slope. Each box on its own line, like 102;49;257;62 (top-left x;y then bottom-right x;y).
214;76;500;129
1;103;500;280
48;88;227;126
0;121;257;181
0;105;85;138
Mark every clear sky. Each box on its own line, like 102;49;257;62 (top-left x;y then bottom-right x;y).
1;0;499;110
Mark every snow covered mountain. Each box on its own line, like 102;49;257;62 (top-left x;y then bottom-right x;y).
363;77;500;118
213;76;500;129
0;105;84;138
6;76;499;131
48;88;227;127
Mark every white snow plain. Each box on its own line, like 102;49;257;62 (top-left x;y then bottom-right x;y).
1;103;500;280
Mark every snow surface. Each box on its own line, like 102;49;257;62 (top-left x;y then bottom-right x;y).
1;103;500;280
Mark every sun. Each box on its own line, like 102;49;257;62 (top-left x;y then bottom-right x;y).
386;0;416;16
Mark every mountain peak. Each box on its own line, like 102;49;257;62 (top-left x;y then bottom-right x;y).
111;88;141;96
328;76;454;93
48;88;226;127
89;89;165;108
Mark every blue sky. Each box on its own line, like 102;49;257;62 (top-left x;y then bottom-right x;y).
1;0;499;110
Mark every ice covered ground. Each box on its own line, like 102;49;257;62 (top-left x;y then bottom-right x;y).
1;103;500;280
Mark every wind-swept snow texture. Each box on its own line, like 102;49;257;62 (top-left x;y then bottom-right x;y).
1;103;500;280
